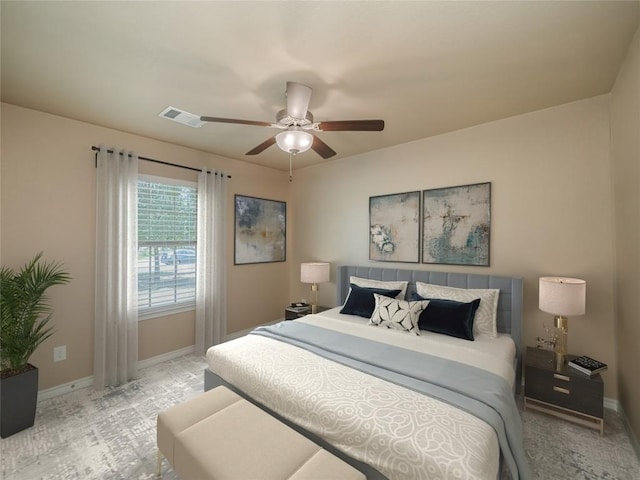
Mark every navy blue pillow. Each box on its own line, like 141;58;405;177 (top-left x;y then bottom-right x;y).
416;295;481;341
340;283;402;318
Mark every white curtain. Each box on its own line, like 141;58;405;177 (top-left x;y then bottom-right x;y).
195;168;228;355
94;145;138;388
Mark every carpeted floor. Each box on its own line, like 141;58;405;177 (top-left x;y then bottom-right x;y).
1;353;639;480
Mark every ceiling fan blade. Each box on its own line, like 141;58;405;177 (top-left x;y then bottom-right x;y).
311;136;337;159
201;116;272;127
246;136;276;155
317;120;385;132
286;82;312;120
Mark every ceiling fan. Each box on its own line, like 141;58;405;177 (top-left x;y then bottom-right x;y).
199;81;385;160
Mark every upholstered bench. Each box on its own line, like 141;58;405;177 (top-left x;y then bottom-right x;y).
156;385;366;480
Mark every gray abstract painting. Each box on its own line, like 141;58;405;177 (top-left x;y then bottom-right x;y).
234;195;286;264
422;183;491;266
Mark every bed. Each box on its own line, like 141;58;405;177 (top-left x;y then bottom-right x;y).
204;265;529;480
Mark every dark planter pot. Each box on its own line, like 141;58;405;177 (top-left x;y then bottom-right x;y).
0;364;39;438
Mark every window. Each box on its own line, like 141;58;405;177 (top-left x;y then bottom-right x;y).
137;176;197;318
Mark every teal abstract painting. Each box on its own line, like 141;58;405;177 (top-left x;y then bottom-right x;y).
369;191;420;263
422;183;490;266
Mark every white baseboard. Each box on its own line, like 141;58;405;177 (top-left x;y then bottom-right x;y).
37;345;196;402
137;345;195;369
604;396;619;412
37;374;94;403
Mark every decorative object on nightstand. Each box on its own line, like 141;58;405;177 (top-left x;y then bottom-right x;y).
539;276;586;364
524;347;604;435
300;262;330;314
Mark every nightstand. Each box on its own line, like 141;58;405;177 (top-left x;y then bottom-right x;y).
524;346;604;435
285;305;330;320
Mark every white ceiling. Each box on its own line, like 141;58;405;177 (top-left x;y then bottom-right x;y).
2;1;639;171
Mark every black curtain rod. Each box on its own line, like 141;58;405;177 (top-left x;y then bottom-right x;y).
91;146;231;178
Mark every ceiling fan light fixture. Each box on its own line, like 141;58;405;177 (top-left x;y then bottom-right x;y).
198;80;384;160
276;129;313;154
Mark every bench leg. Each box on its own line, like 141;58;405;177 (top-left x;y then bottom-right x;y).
156;450;163;477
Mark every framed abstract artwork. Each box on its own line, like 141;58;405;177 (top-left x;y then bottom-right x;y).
234;194;286;265
369;191;420;263
422;182;491;266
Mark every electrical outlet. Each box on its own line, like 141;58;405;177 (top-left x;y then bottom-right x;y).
53;345;66;362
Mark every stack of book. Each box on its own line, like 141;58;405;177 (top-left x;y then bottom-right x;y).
285;304;311;320
568;355;608;376
287;305;311;314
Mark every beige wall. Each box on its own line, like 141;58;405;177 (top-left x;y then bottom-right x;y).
1;103;291;390
610;26;640;448
290;95;618;398
1;69;634;444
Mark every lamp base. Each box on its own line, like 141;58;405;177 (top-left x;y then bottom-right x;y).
310;283;318;314
553;315;569;364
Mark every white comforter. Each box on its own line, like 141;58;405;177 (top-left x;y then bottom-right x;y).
206;309;516;480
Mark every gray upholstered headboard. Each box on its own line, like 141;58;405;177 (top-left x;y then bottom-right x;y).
336;265;524;392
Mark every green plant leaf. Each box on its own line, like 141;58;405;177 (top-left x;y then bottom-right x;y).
0;253;70;371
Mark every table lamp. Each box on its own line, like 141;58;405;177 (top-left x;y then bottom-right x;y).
300;262;330;314
539;276;586;363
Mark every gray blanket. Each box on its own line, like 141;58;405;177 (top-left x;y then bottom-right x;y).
252;321;531;480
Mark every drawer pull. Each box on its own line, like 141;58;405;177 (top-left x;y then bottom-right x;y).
553;386;570;395
553;374;570;382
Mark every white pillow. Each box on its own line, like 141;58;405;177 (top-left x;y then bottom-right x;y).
351;276;408;300
415;282;499;338
369;294;428;335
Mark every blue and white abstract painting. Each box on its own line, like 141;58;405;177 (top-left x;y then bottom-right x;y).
422;183;490;266
235;195;286;264
369;191;420;263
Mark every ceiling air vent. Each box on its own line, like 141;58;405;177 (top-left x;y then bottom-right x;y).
158;106;205;128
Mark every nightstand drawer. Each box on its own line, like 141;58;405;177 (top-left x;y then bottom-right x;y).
285;307;310;320
525;366;603;418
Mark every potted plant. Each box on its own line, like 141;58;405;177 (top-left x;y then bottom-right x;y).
0;252;70;438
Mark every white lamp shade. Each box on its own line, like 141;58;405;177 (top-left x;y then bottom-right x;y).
300;262;330;284
539;277;586;316
276;129;313;153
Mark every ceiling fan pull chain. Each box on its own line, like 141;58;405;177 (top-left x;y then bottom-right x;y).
289;151;293;182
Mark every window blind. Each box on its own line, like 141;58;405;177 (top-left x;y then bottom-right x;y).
137;178;197;314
